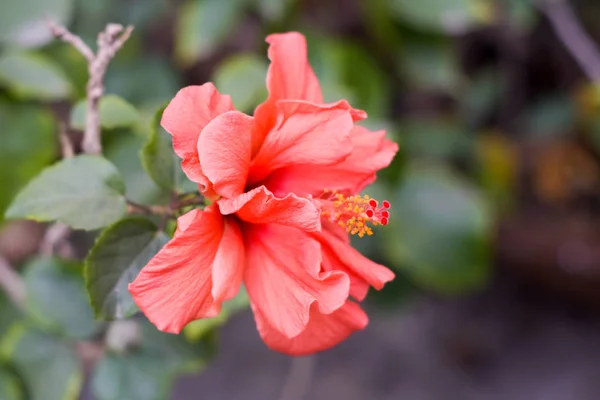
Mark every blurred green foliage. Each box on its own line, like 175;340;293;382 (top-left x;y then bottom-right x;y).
3;0;600;398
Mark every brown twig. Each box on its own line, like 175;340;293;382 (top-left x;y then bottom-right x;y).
40;222;74;258
46;19;94;62
58;122;74;159
48;20;134;154
0;254;26;308
126;201;172;216
536;0;600;82
126;195;205;217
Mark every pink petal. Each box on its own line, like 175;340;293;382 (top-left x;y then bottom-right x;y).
266;125;399;197
322;244;370;301
248;100;355;184
313;225;395;292
217;185;321;232
243;224;350;338
211;217;245;302
252;301;368;356
253;32;323;149
161;84;234;193
129;206;244;333
198;111;253;198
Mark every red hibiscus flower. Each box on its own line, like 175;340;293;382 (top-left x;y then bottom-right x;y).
129;32;398;355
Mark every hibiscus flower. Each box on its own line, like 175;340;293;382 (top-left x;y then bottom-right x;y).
129;32;398;355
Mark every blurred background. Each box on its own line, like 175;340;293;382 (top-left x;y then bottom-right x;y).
3;0;600;399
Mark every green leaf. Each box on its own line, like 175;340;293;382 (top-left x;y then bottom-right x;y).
92;318;216;400
253;0;294;21
0;325;82;400
0;102;57;224
0;52;72;100
0;293;21;339
140;319;215;373
0;367;24;400
400;117;472;160
91;351;176;400
5;155;127;230
388;0;492;33
140;106;177;191
386;165;493;294
104;57;180;108
85;218;169;320
23;257;101;339
307;38;390;118
175;0;245;65
213;54;268;112
0;0;73;47
105;134;168;205
70;95;141;131
399;40;462;94
183;286;249;342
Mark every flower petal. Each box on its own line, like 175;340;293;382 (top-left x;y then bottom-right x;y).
218;185;321;232
129;206;226;333
198;111;253;198
266;126;399;197
253;32;323;148
252;300;368;356
322;244;370;301
161;84;234;192
243;224;350;338
248;100;355;184
313;225;395;293
211;217;245;302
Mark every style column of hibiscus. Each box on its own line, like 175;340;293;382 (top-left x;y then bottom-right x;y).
129;32;399;356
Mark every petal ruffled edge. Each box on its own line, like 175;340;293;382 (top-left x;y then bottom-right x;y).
243;223;350;338
218;185;321;232
265;125;399;197
161;83;234;193
252;32;323;149
129;206;245;333
198;111;253;199
248;100;356;184
252;300;368;356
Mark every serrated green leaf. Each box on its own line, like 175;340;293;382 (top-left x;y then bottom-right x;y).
0;367;24;400
0;0;73;47
91;351;175;400
213;54;267;112
85;218;169;320
385;165;493;294
0;101;57;225
175;0;245;65
70;95;141;131
5;155;127;230
0;52;72;100
0;325;82;400
140;106;177;191
23;257;101;339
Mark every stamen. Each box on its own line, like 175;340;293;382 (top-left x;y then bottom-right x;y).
318;190;391;237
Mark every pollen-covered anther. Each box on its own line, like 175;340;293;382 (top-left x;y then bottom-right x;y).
319;190;391;237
